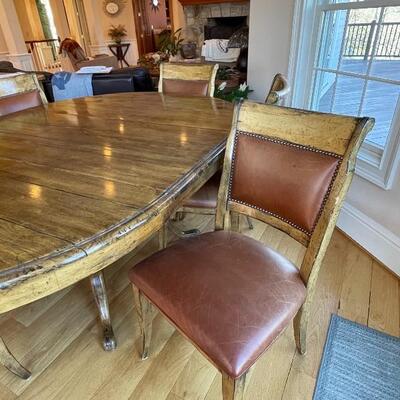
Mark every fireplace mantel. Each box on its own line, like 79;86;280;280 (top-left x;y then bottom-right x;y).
179;0;247;5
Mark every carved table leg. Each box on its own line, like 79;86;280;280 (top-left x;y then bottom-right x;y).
0;336;31;379
90;271;117;351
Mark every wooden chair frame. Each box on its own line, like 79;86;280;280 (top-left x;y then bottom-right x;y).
265;73;290;105
215;101;373;356
0;72;48;106
133;101;374;399
158;63;219;97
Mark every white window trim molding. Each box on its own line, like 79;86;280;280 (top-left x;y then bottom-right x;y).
288;0;400;190
337;202;400;277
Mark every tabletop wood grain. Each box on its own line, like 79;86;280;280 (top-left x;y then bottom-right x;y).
0;92;233;313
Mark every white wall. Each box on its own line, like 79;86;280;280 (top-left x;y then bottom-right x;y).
247;0;400;275
348;174;400;238
247;0;295;101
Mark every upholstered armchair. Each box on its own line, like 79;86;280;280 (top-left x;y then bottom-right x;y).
59;38;118;72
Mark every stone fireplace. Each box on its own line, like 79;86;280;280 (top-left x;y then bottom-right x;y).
183;2;250;48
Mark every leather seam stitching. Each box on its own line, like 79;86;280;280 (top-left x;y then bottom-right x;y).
227;130;344;237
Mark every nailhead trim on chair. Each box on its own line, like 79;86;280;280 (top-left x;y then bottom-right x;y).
228;130;343;236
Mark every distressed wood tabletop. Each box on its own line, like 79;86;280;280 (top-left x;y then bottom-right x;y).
0;92;233;313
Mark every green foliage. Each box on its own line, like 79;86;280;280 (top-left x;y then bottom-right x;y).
215;82;252;103
35;0;52;39
159;29;184;57
108;25;127;43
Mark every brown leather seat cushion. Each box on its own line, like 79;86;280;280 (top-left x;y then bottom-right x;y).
129;231;306;378
162;79;209;97
183;171;221;209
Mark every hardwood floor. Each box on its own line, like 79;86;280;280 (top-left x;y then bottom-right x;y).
0;214;399;400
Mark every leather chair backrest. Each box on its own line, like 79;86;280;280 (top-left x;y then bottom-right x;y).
217;101;374;249
0;73;46;117
229;131;341;236
159;63;219;97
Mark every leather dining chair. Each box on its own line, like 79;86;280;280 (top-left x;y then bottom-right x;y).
0;72;47;116
265;73;290;105
174;73;291;233
128;101;374;399
158;62;219;97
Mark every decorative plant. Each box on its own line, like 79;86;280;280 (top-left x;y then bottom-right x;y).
159;28;184;57
108;24;127;44
138;51;169;71
216;66;233;81
215;82;252;103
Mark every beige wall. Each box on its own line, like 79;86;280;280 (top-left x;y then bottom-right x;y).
248;0;295;101
14;0;44;41
347;174;400;237
0;26;8;54
99;5;137;43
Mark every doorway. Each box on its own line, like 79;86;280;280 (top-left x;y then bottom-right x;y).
132;0;173;56
62;0;91;55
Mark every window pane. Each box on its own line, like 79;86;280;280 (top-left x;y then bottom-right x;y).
311;70;336;112
316;10;348;71
362;80;400;148
370;6;400;81
332;75;365;115
329;0;363;4
341;8;382;75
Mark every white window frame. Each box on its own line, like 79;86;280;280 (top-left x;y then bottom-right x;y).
288;0;400;189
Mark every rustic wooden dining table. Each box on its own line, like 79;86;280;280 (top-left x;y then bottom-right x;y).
0;92;233;378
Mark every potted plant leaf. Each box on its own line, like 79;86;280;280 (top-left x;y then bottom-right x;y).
159;28;184;61
108;24;127;45
215;81;252;103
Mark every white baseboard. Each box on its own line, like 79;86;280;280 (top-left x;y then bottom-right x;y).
337;202;400;277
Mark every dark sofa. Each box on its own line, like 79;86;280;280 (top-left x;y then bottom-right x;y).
41;67;154;102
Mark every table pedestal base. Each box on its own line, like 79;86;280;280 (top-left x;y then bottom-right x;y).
0;336;31;379
90;271;117;351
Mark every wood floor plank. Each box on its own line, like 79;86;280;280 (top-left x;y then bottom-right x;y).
369;261;400;337
0;382;16;400
169;351;217;400
282;232;348;400
12;287;72;328
244;328;297;400
338;236;373;325
128;331;195;400
90;314;176;400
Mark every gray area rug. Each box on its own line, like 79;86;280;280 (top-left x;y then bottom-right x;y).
313;314;400;400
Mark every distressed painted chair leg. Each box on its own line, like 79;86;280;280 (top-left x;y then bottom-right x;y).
246;216;254;230
90;271;117;351
293;306;307;355
132;285;153;360
0;336;31;380
230;212;240;232
222;372;247;400
159;224;168;249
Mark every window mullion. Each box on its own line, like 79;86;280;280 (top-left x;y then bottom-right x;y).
357;8;385;116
